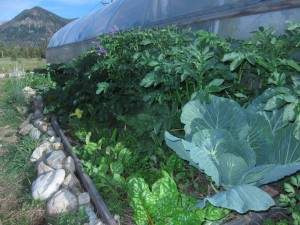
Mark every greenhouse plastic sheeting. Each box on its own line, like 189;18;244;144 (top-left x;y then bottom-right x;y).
46;0;300;63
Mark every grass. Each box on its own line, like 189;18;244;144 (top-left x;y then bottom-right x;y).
0;77;88;225
0;78;46;225
0;58;46;73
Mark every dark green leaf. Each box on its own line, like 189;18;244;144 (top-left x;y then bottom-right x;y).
140;72;156;87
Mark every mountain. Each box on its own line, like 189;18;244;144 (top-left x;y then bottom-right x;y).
0;6;74;48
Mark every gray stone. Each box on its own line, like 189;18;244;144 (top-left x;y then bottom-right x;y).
31;169;65;200
64;156;76;174
18;124;34;136
84;205;98;222
19;120;30;130
78;192;90;206
37;161;54;175
45;149;54;159
46;150;66;169
30;127;42;139
47;127;56;137
62;172;82;196
52;142;63;150
46;189;78;216
30;141;52;162
33;120;48;133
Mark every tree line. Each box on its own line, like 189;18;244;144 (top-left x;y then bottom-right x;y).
0;39;46;60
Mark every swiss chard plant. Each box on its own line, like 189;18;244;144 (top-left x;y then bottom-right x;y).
128;171;229;225
165;94;300;213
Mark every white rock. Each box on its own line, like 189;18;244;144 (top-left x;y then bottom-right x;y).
48;136;61;143
23;86;36;101
46;150;66;169
64;156;76;174
30;141;52;162
78;192;90;205
52;142;63;150
31;169;65;200
37;161;54;175
46;189;78;216
30;127;42;139
18;124;34;136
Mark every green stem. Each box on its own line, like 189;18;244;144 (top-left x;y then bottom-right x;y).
210;181;219;194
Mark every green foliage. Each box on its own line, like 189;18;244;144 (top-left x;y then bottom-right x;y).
41;22;300;222
247;75;300;140
47;206;88;225
165;94;300;213
279;174;300;225
128;171;229;225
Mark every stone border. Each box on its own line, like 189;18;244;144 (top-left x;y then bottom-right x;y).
20;87;118;225
51;117;117;225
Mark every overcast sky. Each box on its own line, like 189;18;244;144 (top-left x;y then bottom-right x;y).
0;0;108;21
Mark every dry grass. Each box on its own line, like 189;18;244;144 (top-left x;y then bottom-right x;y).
0;58;46;73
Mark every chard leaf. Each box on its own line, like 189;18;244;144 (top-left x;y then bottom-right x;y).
196;185;275;213
128;177;156;225
181;95;249;140
165;131;220;186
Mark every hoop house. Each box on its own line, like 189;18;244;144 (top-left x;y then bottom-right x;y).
46;0;300;63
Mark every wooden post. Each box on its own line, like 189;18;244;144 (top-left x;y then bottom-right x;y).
51;117;117;225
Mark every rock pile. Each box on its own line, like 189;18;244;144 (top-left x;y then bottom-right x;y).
20;86;106;225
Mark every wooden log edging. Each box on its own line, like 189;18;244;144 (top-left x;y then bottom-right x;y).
51;116;117;225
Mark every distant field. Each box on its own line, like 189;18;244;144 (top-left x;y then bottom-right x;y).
0;58;46;73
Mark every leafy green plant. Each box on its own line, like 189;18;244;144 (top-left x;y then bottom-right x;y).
246;75;300;140
165;94;300;213
279;174;300;225
128;171;229;225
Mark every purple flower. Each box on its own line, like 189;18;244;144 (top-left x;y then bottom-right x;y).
109;27;118;35
98;45;107;56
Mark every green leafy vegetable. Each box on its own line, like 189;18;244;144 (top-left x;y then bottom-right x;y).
165;95;300;213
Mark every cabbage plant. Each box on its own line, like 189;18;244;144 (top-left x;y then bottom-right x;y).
165;95;300;213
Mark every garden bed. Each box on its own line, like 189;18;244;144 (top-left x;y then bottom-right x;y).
27;22;300;224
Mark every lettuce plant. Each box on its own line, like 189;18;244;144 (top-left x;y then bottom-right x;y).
165;94;300;213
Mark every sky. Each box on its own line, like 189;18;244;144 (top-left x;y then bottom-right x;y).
0;0;110;22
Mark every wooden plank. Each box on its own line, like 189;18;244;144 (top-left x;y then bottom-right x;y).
147;0;300;28
51;117;117;225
